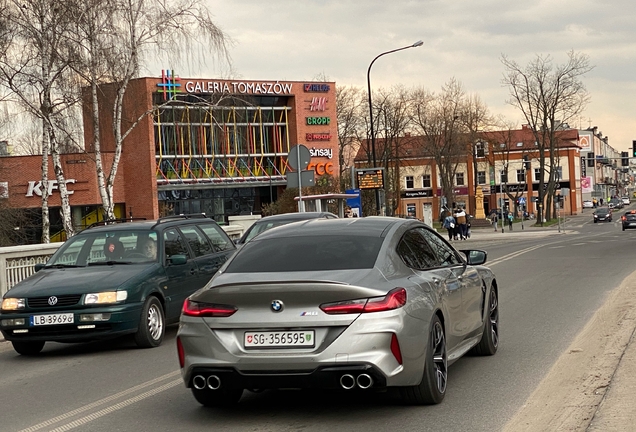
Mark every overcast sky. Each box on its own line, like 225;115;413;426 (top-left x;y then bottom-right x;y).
160;0;636;152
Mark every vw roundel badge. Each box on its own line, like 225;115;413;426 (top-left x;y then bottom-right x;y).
271;300;284;313
48;296;58;306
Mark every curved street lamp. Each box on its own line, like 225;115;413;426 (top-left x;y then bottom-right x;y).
367;40;423;215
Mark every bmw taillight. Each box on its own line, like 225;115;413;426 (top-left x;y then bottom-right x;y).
320;288;407;315
182;299;237;317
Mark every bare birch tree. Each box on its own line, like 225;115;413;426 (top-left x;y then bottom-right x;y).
410;79;469;212
0;0;77;241
68;0;231;220
501;51;592;222
374;86;412;216
336;85;365;191
459;94;493;211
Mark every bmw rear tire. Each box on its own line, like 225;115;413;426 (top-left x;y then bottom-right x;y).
192;387;243;407
12;340;45;356
134;296;165;348
400;315;447;405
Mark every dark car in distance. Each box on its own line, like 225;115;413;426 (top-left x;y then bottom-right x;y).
0;214;236;356
593;207;612;223
621;210;636;231
235;212;338;245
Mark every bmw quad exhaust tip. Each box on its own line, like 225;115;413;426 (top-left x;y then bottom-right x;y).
340;374;356;390
356;374;373;389
192;375;207;390
207;375;221;390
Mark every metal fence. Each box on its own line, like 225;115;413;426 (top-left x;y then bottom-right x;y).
0;243;64;298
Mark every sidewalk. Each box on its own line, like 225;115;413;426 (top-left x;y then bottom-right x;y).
479;209;636;431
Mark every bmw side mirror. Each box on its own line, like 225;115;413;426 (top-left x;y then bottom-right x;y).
460;250;487;265
34;263;46;272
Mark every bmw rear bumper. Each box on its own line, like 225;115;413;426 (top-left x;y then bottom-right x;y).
178;309;430;388
188;364;387;390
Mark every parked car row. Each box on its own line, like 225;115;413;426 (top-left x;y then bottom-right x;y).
1;212;500;408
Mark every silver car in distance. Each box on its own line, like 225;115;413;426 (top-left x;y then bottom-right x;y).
176;217;499;406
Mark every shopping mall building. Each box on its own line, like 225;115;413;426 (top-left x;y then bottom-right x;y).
0;73;338;240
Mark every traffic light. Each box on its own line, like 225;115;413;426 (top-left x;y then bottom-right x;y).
587;152;595;167
523;155;530;170
622;151;629;167
633;141;636;157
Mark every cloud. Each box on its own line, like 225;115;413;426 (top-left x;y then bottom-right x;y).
163;0;636;149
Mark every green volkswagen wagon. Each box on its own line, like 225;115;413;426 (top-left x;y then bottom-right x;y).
0;215;236;355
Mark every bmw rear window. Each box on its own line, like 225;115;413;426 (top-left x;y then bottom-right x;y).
225;235;384;272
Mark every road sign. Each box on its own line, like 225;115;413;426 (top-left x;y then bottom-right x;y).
518;197;526;205
288;145;311;171
286;170;315;188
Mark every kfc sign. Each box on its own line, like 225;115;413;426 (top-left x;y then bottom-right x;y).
26;179;76;197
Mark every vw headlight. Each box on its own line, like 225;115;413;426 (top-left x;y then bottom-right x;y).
2;298;26;310
84;291;128;305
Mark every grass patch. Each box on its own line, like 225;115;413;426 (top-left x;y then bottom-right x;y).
531;218;559;227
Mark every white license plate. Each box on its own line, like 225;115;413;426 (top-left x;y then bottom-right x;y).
244;330;315;348
31;313;74;326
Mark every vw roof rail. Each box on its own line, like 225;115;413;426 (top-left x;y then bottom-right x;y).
156;213;209;224
87;218;147;229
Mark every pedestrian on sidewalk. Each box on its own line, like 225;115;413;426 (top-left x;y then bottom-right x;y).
507;212;513;231
442;210;456;241
455;207;468;240
490;210;498;232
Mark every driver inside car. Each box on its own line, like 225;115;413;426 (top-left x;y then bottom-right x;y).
142;238;157;259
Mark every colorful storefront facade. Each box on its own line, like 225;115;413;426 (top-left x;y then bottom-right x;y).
0;74;339;240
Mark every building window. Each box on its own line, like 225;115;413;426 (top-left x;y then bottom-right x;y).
534;168;541;182
407;204;416;217
500;170;508;183
516;170;525;182
422;174;431;188
476;142;485;158
455;173;464;186
405;176;414;189
556;166;563;180
477;171;486;185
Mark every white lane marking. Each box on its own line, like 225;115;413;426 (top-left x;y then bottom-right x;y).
47;379;182;432
488;244;545;267
550;246;565;248
18;371;180;432
572;243;586;246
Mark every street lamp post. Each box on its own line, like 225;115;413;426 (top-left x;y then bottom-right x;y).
367;40;423;215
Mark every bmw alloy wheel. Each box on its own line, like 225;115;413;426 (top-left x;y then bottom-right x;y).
431;321;447;394
488;289;499;349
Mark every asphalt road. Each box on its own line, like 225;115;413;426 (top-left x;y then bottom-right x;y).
0;211;632;432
